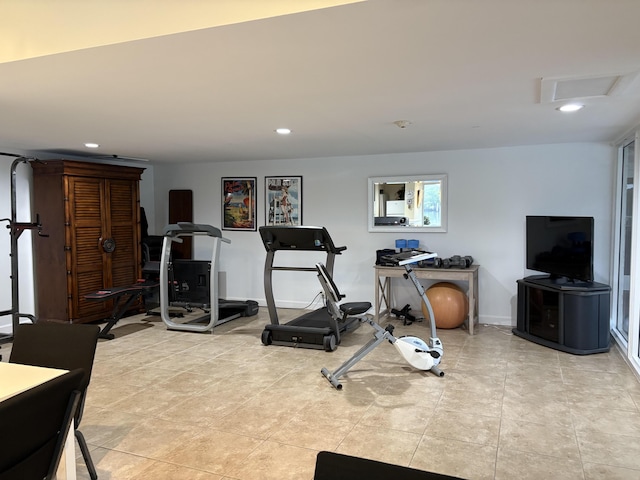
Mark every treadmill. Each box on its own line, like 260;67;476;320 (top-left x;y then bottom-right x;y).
159;222;258;333
259;225;359;351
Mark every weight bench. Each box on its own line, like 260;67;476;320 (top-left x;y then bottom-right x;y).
85;280;159;340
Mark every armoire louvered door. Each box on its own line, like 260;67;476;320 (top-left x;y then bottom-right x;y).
32;160;144;323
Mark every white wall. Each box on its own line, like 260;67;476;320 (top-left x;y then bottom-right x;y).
151;142;616;326
0;143;615;332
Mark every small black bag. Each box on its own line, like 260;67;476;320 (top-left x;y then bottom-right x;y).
375;249;397;265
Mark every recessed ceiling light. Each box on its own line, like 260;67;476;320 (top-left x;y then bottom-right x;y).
84;142;100;148
275;128;291;135
556;103;584;113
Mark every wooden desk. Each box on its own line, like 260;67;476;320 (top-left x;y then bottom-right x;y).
374;264;479;335
0;362;77;480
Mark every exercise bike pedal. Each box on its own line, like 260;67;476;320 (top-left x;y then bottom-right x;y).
413;348;439;359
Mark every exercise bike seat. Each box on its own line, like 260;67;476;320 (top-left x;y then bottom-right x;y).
340;302;372;317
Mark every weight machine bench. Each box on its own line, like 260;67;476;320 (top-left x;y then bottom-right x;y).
85;280;159;340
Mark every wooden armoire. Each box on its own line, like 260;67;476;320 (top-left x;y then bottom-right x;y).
31;160;145;323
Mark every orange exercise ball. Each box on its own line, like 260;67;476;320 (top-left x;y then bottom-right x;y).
422;282;469;329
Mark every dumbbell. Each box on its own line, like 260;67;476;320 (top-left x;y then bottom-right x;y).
419;257;444;268
442;255;474;269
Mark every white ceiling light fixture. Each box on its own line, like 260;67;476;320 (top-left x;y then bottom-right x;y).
557;103;585;113
393;120;412;129
275;128;291;135
84;142;100;148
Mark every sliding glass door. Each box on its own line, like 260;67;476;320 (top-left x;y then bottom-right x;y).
615;140;634;341
613;133;640;375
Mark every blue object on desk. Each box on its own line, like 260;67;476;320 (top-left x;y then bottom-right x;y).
395;239;407;249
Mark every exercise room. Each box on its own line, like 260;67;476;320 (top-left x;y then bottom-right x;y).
1;1;640;479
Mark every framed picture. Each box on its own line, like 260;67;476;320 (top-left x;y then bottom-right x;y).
222;177;257;231
265;176;302;226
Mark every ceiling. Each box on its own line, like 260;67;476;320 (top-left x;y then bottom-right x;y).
2;0;640;165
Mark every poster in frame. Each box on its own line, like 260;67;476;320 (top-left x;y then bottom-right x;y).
265;176;302;226
222;177;257;231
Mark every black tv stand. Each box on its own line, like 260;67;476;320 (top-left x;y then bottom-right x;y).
524;275;599;292
514;277;611;355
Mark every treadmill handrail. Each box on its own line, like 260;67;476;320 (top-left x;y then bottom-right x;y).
159;223;236;332
163;222;230;243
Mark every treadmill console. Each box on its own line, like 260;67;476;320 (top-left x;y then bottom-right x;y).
259;226;346;253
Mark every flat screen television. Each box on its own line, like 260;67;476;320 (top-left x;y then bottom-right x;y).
526;215;594;283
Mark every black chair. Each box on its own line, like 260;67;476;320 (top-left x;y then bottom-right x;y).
0;368;84;480
10;323;101;480
313;451;465;480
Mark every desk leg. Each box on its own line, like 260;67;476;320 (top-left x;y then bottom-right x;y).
467;271;478;335
474;271;479;332
375;276;392;323
56;426;77;480
385;278;392;317
375;274;380;323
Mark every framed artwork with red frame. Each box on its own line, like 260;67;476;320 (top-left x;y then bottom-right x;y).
222;177;257;231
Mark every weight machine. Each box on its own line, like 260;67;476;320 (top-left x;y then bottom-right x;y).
321;250;444;389
0;154;47;344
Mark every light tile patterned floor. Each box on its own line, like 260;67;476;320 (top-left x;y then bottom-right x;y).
3;308;640;479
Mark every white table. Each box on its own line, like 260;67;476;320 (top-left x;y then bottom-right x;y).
0;362;77;480
374;264;480;335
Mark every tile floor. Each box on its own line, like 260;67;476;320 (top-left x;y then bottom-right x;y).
3;308;640;480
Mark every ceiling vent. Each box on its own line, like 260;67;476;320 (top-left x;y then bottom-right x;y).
540;72;639;103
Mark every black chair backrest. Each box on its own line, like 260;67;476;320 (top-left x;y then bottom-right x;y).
10;323;100;392
0;368;84;480
314;451;465;480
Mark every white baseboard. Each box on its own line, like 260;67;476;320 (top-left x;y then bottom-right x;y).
478;315;514;327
